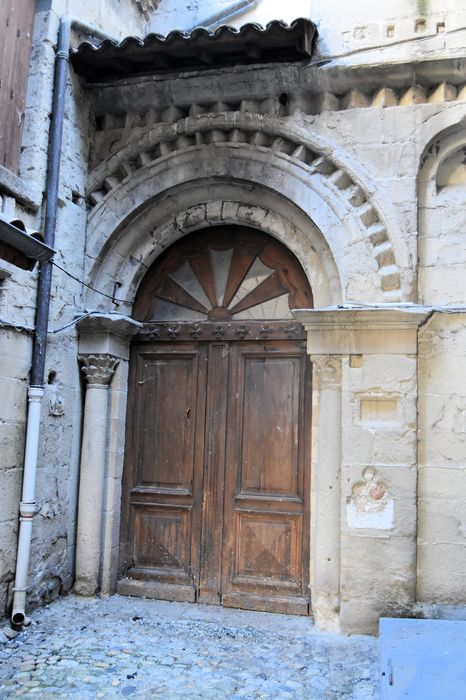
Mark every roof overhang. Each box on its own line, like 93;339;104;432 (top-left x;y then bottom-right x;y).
0;215;54;271
70;18;317;82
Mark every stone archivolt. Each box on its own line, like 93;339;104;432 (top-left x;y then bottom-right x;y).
87;112;401;295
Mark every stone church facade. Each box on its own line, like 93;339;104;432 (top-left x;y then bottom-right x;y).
1;0;466;635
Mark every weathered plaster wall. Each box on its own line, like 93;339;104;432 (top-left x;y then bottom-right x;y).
0;329;30;613
37;0;148;39
418;313;466;604
416;120;466;609
0;3;90;616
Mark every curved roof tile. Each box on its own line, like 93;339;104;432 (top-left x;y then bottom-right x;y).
71;18;316;81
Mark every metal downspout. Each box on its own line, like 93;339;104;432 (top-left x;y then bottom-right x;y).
11;16;117;629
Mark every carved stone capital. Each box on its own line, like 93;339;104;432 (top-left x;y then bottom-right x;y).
311;354;342;387
79;354;119;386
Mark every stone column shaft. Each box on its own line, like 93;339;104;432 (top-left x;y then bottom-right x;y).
75;354;118;596
310;354;342;631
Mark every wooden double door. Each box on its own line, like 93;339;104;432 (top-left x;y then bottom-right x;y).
119;334;311;614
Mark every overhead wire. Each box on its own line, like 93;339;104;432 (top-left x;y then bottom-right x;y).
0;318;34;334
50;259;132;304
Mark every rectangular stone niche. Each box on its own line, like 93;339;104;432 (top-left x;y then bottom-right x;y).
359;398;398;425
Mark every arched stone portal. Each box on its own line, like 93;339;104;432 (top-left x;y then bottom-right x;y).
74;124;425;634
75;168;349;629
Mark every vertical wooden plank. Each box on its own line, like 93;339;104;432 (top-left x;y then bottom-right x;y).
0;0;36;173
198;342;229;604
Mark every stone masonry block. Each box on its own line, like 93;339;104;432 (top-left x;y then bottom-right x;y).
417;543;466;604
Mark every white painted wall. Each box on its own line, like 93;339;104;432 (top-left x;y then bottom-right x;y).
148;0;466;62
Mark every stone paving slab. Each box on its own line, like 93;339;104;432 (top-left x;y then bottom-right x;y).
0;595;379;699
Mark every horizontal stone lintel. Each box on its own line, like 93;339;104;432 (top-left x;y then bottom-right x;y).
294;306;431;355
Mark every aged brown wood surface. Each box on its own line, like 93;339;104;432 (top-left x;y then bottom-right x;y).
119;227;313;614
198;342;228;605
132;226;313;323
0;1;35;173
222;340;311;614
119;343;207;602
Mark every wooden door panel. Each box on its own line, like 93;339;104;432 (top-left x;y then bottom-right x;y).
135;352;199;491
120;227;313;614
232;511;302;591
118;343;207;602
0;1;35;173
222;340;311;614
120;338;311;614
131;504;193;580
239;355;302;497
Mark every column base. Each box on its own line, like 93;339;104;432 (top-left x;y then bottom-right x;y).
74;577;98;597
312;593;341;633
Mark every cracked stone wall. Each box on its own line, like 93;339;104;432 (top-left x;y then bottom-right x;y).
0;0;159;619
418;313;466;603
1;0;466;630
416;122;466;608
0;3;92;615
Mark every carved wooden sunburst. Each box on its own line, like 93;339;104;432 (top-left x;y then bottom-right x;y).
133;227;313;323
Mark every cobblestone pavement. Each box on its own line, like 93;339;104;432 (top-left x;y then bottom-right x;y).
0;595;379;699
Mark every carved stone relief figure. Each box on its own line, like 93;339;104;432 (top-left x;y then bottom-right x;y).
347;467;394;530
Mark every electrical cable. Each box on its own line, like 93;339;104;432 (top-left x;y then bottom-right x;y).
0;318;34;333
334;302;466;313
50;259;132;304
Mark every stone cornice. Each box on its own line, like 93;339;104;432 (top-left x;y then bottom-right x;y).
294;306;431;330
86;56;466;120
77;313;142;338
0;166;42;211
294;305;432;355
